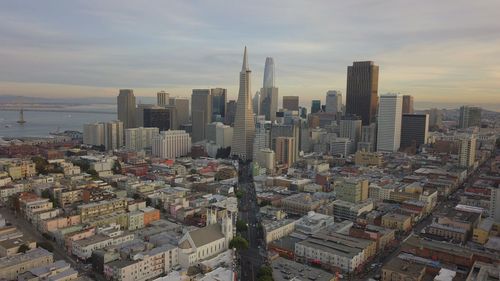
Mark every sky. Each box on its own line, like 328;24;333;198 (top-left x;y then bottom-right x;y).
1;0;499;110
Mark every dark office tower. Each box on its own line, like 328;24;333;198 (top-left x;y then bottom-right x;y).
283;96;299;111
191;89;212;142
459;106;482;128
400;114;429;150
346;61;379;125
211;88;227;122
402;95;414;114
225;100;237;126
117;89;136;129
311;100;321;114
143;108;172;131
299;107;307;119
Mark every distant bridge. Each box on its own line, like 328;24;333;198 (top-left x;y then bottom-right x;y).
0;107;116;115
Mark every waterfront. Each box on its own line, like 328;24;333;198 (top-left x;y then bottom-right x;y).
0;109;115;138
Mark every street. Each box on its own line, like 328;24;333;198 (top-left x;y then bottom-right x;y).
236;161;267;281
0;206;92;275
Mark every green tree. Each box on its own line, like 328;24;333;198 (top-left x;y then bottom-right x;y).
229;236;249;251
257;266;274;281
31;156;49;174
236;219;248;232
17;244;31;253
41;189;51;199
235;190;244;199
112;161;122;174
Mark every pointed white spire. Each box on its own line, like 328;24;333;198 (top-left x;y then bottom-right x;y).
241;46;249;71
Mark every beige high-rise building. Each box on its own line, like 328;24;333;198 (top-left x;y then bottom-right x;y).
283;96;299;111
117;89;136;129
257;148;275;171
104;120;124;151
402;95;414;114
169;97;190;129
231;47;255;160
458;135;476;168
125;127;159;151
275;137;296;166
83;121;123;150
83;122;105;146
157;91;169;106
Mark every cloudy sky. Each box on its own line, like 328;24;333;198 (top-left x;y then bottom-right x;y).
1;0;499;110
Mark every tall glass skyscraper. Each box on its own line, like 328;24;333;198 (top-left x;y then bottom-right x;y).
260;57;278;122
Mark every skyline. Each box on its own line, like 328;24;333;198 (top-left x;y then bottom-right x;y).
1;1;500;111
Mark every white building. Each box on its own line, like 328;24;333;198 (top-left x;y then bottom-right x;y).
152;130;191;159
252;118;271;160
125;127;159;151
72;231;135;260
104;120;124;151
490;187;500;223
178;210;233;268
325;90;342;114
206;122;233;148
330;137;353;157
104;244;179;281
83;121;123;150
377;94;402;152
257;148;275;171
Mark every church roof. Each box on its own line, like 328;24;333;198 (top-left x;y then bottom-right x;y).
189;223;225;247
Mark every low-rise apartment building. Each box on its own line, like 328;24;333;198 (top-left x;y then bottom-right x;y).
0;247;54;280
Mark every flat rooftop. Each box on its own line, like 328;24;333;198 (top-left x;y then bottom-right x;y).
272;257;334;281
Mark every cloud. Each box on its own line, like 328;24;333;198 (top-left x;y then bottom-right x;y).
0;0;499;110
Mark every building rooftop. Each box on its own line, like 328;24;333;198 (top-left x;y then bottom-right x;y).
189;223;224;248
272;257;334;281
0;247;52;268
382;213;411;222
263;219;296;233
382;256;426;279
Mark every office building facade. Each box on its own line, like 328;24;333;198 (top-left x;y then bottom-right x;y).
377;94;402;152
283;96;299;111
117;89;136;129
191;89;212;142
152;130;191;159
345;61;379;125
400;114;429;150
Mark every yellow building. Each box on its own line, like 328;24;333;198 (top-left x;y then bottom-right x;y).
354;151;383;166
381;213;412;232
334;178;369;203
0;248;53;280
472;218;498;245
263;219;296;244
5;161;37;180
78;198;127;223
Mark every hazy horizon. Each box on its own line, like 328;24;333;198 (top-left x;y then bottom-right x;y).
1;1;499;110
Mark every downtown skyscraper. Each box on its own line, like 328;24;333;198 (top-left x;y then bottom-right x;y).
345;61;379;125
377;94;402;152
259;57;278;122
117;89;137;129
231;47;255;160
